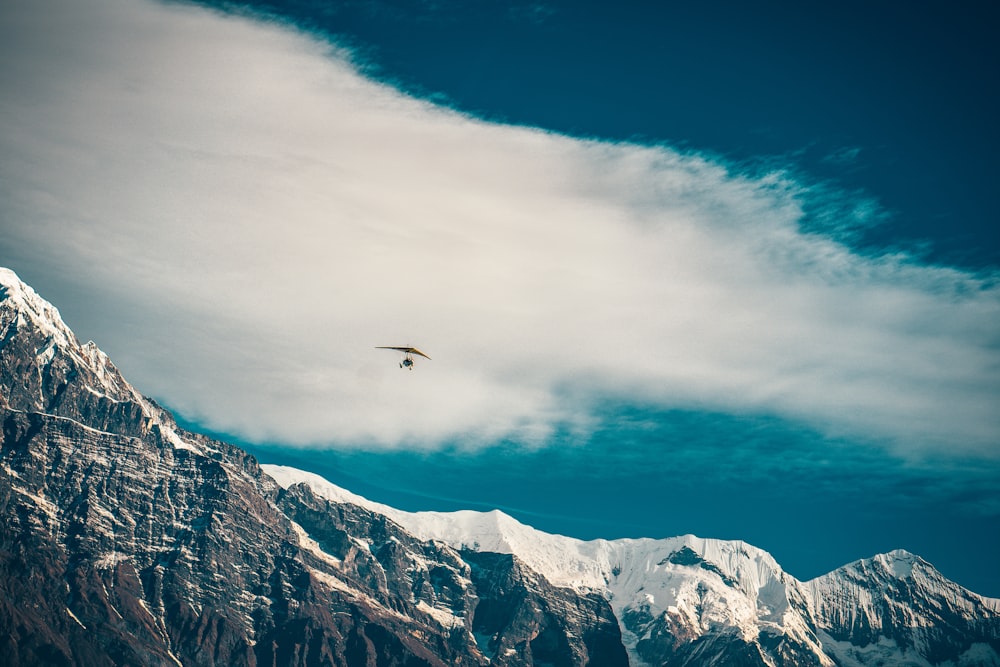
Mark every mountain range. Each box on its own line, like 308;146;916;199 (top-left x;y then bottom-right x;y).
2;266;998;666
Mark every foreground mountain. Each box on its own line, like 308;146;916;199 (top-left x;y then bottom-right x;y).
1;266;998;666
0;268;625;666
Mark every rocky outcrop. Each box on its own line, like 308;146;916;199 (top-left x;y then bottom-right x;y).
461;551;627;666
276;478;629;667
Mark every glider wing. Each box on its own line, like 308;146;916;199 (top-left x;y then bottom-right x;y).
376;346;432;360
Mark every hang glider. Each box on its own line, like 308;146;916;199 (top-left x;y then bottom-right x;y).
376;346;431;370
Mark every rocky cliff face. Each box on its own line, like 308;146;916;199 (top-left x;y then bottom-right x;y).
279;465;1000;667
276;482;627;667
0;268;628;666
807;550;1000;666
2;266;999;667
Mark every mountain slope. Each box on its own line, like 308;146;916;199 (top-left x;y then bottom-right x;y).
807;550;1000;666
0;267;628;666
2;266;998;667
265;463;1000;667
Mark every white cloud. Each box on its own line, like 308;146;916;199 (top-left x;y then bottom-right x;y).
2;0;998;455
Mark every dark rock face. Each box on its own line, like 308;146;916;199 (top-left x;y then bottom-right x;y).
461;551;628;667
0;270;628;666
0;405;269;667
275;481;629;667
662;546;737;587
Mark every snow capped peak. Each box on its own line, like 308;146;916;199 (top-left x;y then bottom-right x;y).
1;267;130;401
804;548;1000;665
0;266;202;454
0;266;29;293
875;549;921;579
829;548;933;586
0;267;79;351
883;547;917;560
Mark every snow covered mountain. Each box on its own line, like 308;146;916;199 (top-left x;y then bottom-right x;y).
808;551;1000;666
265;465;1000;666
2;265;999;666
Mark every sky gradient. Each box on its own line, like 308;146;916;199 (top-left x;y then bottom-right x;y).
2;0;998;594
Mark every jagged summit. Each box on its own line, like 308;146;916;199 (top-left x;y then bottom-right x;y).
0;266;200;451
872;549;924;580
0;267;81;353
0;269;109;380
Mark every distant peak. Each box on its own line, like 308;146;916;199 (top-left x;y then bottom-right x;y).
872;548;923;568
874;549;925;580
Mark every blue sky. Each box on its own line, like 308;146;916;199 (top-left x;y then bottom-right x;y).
236;0;998;268
1;0;998;595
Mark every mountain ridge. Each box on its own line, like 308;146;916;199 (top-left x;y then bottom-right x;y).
263;463;1000;666
2;265;998;666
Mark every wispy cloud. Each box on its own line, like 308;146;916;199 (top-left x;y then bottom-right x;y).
821;146;862;166
2;0;998;456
